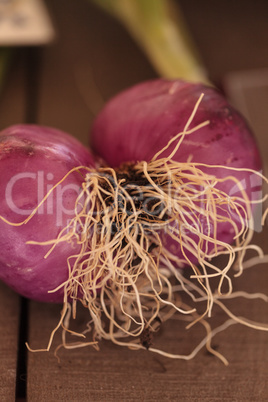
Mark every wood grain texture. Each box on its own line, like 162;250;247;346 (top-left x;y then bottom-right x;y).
0;284;20;402
27;283;268;401
0;0;266;400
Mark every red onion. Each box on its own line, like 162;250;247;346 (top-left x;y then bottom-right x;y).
91;79;260;171
0;80;267;362
91;79;262;266
0;125;96;302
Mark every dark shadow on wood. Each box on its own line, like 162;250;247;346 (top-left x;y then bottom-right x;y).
15;298;28;401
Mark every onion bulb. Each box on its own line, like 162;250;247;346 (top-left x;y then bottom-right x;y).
0;125;96;302
91;79;262;266
0;79;267;363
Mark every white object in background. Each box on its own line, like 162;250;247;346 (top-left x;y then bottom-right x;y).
0;0;55;45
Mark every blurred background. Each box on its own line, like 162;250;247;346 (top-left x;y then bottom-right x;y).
0;0;267;140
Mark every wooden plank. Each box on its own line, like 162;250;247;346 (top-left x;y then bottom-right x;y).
26;0;268;400
0;284;20;402
27;275;268;401
0;50;28;402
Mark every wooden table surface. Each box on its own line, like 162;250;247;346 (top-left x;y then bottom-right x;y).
0;1;268;401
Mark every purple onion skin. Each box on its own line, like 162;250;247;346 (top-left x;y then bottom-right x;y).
92;79;261;171
0;125;96;302
91;79;262;262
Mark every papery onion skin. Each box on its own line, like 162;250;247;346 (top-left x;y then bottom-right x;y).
0;125;96;302
91;79;262;259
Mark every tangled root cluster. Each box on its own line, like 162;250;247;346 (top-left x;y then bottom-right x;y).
17;96;268;364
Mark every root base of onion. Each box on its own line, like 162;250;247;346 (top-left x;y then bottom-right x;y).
2;95;268;365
